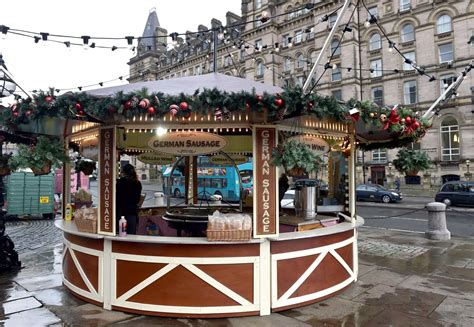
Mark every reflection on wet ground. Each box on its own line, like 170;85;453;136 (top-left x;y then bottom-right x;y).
0;224;473;326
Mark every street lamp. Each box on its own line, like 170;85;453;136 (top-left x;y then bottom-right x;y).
466;160;470;174
0;54;17;98
388;162;393;174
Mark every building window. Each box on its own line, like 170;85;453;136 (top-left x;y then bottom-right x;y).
370;59;383;78
282;34;290;47
400;0;411;12
256;15;263;28
296;76;304;87
284;57;291;72
240;49;246;61
255;39;263;52
224;55;232;67
369;33;382;51
440;74;456;96
332;89;342;101
372;149;387;163
437;14;452;34
403;51;416;70
288;6;294;20
255;0;262;10
331;38;341;56
401;23;415;43
441;117;460;161
294;30;303;44
296;53;305;69
368;6;378;19
371;86;384;106
329;13;338;28
403;80;417;104
331;66;342;81
256;60;265;77
309;51;317;64
438;43;454;63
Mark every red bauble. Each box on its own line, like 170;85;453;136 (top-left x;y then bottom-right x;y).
275;98;284;107
405;116;412;124
75;103;83;111
245;102;250;110
12;111;19;117
45;96;53;103
257;95;263;102
124;101;132;110
179;101;189;111
139;98;150;109
25;110;31;117
308;101;314;109
413;121;420;128
147;106;156;115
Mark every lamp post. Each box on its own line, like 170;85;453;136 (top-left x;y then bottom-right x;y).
466;160;471;181
0;54;17;98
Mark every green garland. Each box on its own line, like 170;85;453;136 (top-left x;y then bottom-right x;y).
0;86;431;150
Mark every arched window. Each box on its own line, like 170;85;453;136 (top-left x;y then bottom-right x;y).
437;14;452;34
296;53;305;68
441;117;460;161
401;23;415;42
331;38;341;56
256;60;265;77
287;6;294;20
369;33;382;51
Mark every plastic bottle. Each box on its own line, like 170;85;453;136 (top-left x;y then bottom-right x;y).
65;204;73;221
119;216;127;237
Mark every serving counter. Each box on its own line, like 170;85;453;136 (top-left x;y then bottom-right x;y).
56;217;363;317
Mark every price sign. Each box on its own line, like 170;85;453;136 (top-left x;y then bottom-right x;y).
40;196;50;204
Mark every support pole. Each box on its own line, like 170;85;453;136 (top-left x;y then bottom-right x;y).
302;0;352;94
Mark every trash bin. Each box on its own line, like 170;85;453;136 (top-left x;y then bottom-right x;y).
154;192;164;206
294;179;319;220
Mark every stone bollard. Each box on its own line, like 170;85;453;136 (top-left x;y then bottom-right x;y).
154;192;164;206
425;202;450;240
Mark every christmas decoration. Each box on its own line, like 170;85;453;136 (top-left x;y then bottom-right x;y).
74;103;83;111
139;98;150;109
169;104;179;116
272;139;323;176
45;96;53;103
108;106;116;114
274;98;284;107
257;95;263;102
383;106;400;130
179;101;189;111
124;101;132;110
147;106;156;115
276;108;287;121
349;108;360;122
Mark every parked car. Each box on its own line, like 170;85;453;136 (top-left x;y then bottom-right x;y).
356;184;403;203
435;181;474;206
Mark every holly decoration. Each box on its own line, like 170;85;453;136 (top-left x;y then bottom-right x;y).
383;106;400;130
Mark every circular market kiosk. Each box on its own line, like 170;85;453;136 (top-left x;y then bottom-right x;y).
2;73;430;317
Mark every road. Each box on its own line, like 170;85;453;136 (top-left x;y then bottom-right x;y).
357;198;474;238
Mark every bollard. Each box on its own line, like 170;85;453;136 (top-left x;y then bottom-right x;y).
425;202;450;240
154;192;164;206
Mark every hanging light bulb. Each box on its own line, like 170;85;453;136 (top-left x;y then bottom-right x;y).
261;11;270;23
287;37;293;48
125;36;135;50
364;20;371;28
0;25;9;40
388;41;395;53
170;32;179;46
81;35;90;50
332;63;338;70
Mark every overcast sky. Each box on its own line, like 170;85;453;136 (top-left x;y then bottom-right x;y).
0;0;241;99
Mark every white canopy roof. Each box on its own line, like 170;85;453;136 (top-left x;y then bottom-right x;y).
86;73;283;97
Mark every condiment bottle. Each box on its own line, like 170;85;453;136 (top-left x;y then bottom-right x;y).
119;216;127;237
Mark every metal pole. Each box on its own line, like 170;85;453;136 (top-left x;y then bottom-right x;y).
302;0;352;94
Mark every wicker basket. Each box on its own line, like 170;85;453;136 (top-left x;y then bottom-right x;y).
74;217;97;233
207;229;251;241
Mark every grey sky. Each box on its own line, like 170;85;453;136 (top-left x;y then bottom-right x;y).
0;0;241;98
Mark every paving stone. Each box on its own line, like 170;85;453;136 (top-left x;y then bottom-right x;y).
359;268;410;287
1;296;42;316
15;273;63;292
281;296;383;326
429;296;474;326
363;309;450;327
352;284;446;317
358;263;377;276
398;275;474;301
337;280;377;300
0;281;31;303
358;239;428;259
51;303;134;326
0;307;61;326
34;286;87;307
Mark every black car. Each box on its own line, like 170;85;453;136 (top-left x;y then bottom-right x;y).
356;184;403;203
435;181;474;206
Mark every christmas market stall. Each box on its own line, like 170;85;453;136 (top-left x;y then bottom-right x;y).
0;73;431;317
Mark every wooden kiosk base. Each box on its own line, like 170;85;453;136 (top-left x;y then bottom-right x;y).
57;217;363;317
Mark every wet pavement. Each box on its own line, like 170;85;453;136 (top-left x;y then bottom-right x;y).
1;220;473;326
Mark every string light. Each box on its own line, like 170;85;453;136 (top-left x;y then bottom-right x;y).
0;25;9;40
81;35;90;50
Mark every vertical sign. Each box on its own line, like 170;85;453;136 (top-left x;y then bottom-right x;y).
99;126;116;235
253;126;278;237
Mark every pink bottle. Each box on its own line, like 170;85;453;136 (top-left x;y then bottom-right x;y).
119;216;127;237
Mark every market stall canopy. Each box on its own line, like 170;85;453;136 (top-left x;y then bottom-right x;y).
86;73;283;97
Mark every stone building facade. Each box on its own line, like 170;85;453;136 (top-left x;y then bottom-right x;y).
128;1;474;186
